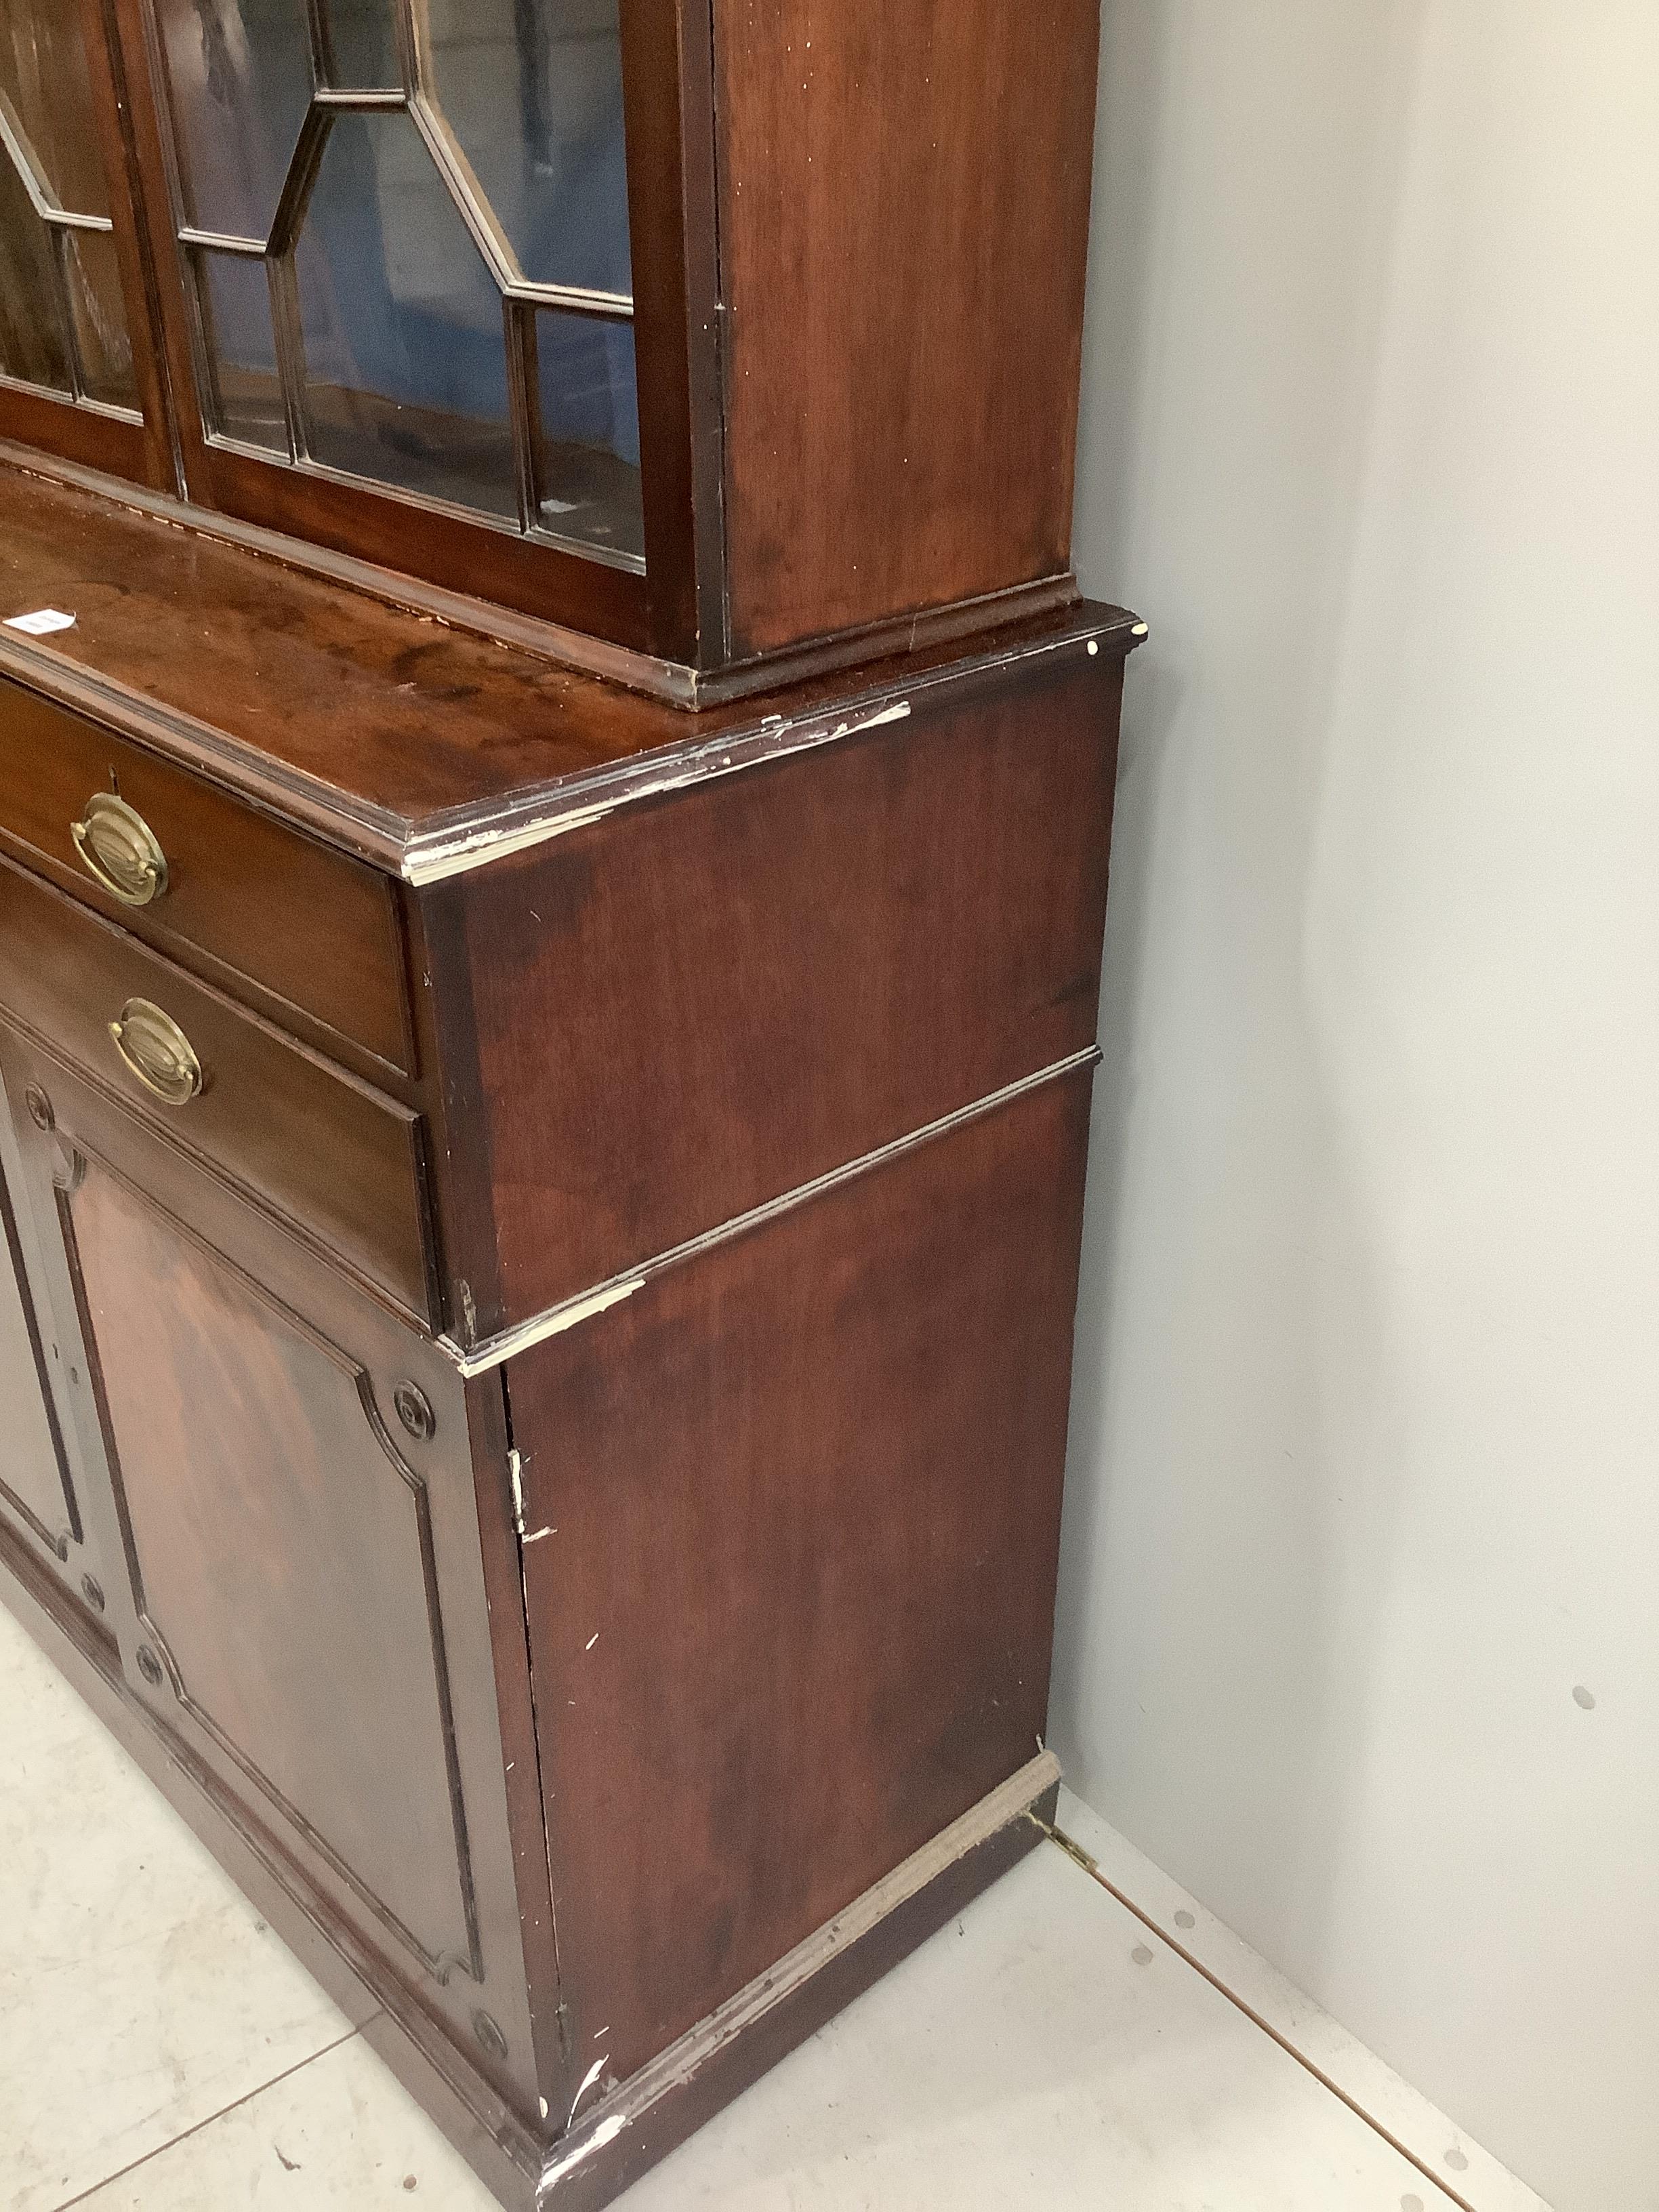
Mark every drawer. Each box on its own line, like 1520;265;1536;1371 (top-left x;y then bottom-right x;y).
0;675;411;1075
0;858;432;1322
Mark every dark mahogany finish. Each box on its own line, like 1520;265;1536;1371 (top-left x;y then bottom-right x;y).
0;457;1139;876
0;71;1138;2196
510;1069;1094;2087
0;1023;548;2117
0;858;434;1322
441;649;1122;1330
713;0;1101;659
60;1158;480;1987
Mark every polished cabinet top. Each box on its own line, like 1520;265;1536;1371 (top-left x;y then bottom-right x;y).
0;455;1139;878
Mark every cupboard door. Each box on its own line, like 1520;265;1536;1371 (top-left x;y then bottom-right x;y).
0;1030;544;2110
72;1153;482;1978
0;1141;81;1565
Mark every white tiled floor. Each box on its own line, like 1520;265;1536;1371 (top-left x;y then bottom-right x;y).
0;1599;1525;2212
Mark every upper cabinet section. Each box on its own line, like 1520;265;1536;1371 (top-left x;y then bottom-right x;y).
123;0;651;647
0;0;129;398
0;0;173;487
0;0;1102;700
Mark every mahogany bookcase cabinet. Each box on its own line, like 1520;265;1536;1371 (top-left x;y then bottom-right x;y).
0;3;1142;2206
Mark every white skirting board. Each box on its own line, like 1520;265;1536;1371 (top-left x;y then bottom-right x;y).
1053;1785;1553;2212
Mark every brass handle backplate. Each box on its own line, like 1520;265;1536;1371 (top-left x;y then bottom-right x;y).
70;792;169;907
108;998;203;1107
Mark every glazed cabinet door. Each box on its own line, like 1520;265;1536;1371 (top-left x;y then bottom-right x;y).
0;0;176;485
0;1029;547;2120
106;0;681;646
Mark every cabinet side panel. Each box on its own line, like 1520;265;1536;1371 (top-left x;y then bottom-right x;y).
464;651;1121;1324
508;1070;1092;2085
712;0;1100;655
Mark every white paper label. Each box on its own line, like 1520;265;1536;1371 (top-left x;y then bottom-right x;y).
4;608;76;636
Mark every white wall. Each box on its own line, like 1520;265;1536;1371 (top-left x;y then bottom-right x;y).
1052;7;1659;2209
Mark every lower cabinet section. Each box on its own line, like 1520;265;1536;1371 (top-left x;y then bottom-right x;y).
0;1026;1096;2211
0;1028;546;2121
71;1158;481;1987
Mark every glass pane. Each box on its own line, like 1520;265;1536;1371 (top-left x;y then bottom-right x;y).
155;0;312;243
0;151;70;390
0;0;110;218
295;110;516;519
63;227;137;407
535;308;640;558
426;0;632;295
194;247;286;449
319;0;399;89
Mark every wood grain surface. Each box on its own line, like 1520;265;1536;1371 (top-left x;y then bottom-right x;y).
0;858;432;1318
714;0;1101;654
508;1068;1094;2084
0;674;411;1072
451;650;1122;1324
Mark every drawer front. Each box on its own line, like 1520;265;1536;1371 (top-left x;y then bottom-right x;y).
0;675;411;1074
0;859;432;1320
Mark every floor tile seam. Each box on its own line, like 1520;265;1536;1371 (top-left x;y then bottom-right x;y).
1036;1825;1477;2212
45;2018;373;2212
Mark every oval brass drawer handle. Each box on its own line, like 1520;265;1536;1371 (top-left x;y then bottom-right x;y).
70;793;169;908
108;998;203;1107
